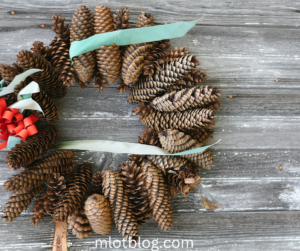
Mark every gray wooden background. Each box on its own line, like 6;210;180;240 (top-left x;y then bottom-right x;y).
1;0;300;250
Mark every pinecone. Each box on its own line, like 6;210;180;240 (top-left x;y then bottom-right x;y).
147;155;191;175
0;65;17;106
94;70;108;92
142;160;173;230
152;55;199;83
2;185;44;223
0;66;18;105
135;12;154;28
113;7;131;30
136;128;161;148
0;64;20;84
96;43;121;85
52;13;70;45
16;50;67;99
134;103;215;131
129;155;146;166
1;92;16;107
119;158;151;226
31;173;66;225
49;37;74;87
102;169;139;241
31;91;59;123
177;68;207;86
116;80;129;94
54;162;92;222
30;189;47;225
5;125;57;170
122;13;154;86
12;63;24;74
94;5;114;33
13;77;31;95
92;171;103;194
27;150;74;170
68;208;93;239
164;85;220;111
30;41;51;61
70;5;95;89
84;194;113;235
143;40;171;76
148;154;201;196
4;150;74;191
159;129;214;170
167;171;201;196
187;127;214;142
122;43;153;86
93;5;121;85
128;78;174;104
165;46;189;62
6;76;34;106
44;173;66;216
159;129;204;151
151;86;221;112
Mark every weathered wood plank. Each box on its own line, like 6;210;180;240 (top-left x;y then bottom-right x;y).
53;86;300;118
1;24;300;80
1;212;300;251
1;149;300;213
1;177;299;213
0;86;295;150
0;0;300;27
1;148;299;182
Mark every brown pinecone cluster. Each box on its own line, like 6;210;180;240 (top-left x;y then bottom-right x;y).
2;157;98;241
89;155;175;241
5;125;58;170
43;5;131;92
2;149;75;223
120;10;221;202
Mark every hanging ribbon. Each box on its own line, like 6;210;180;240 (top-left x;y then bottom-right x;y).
69;20;198;62
0;70;44;114
0;69;42;97
53;139;220;156
0;97;39;149
10;81;44;115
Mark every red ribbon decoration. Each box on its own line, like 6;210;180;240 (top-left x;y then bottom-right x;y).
0;97;39;149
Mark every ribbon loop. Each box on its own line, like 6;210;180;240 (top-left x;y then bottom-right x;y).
0;69;42;97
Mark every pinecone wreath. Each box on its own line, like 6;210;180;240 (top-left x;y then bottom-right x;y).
0;4;222;249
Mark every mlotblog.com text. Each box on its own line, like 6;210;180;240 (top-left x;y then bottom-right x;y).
94;236;193;250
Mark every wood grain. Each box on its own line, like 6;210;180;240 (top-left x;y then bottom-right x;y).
0;0;300;250
1;212;300;251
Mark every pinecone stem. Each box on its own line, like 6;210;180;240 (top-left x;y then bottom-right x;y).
53;220;68;251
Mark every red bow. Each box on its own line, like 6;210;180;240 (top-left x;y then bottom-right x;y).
0;97;39;149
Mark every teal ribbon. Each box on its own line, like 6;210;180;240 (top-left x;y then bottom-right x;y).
8;81;44;115
69;20;198;61
53;139;220;156
0;79;5;91
0;70;44;115
6;136;21;148
0;69;42;97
